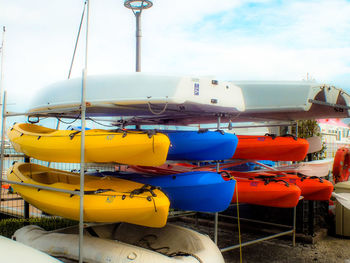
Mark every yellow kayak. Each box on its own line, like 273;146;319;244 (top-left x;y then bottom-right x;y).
7;163;170;228
7;123;170;166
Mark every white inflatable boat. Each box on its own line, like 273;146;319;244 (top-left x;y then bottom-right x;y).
0;235;62;262
13;223;224;263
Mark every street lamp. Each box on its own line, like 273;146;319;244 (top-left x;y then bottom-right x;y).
124;0;153;72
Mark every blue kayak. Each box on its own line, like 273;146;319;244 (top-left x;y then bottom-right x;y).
162;130;238;161
90;171;236;213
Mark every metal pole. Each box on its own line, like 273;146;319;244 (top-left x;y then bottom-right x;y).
79;67;87;263
24;156;30;219
214;212;219;244
0;26;5;105
0;91;7;209
217;115;221;130
220;229;294;252
0;178;81;196
135;12;141;72
214;114;221;244
79;0;90;262
293;205;296;247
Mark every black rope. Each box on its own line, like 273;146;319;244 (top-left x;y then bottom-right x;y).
129;184;158;198
198;128;209;133
86;117;116;127
254;175;290;187
219;171;232;179
264;133;277;139
216;129;225;135
168;252;203;263
129;184;160;212
70;188;115;197
137;234;170;254
296;173;323;182
136;234;203;263
69;131;81;140
56;114;81;125
281;134;297;140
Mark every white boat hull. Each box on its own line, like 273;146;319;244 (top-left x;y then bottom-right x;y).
273;158;333;177
0;235;62;262
28;73;245;121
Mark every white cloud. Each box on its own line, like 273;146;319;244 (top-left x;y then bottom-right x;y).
0;0;350;112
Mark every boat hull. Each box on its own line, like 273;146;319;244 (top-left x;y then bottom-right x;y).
28;73;245;119
8;123;170;166
0;235;62;263
7;163;170;227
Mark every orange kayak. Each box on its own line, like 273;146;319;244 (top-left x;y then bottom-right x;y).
226;175;301;208
229;171;333;201
233;135;309;161
282;174;333;201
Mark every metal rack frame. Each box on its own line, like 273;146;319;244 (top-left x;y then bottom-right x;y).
211;122;299;253
0;93;301;262
216;203;298;253
0;90;88;263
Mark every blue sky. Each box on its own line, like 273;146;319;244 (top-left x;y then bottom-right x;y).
0;0;350;116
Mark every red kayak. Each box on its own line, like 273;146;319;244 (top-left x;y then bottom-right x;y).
234;134;309;161
228;175;301;208
228;171;333;201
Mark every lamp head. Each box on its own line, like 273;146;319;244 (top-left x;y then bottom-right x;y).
124;0;153;11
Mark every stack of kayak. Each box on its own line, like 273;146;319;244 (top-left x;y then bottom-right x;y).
7;123;238;225
7;122;332;218
125;157;333;208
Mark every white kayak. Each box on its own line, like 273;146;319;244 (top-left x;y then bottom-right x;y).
266;158;333;177
14;223;225;263
0;235;62;263
28;73;245;122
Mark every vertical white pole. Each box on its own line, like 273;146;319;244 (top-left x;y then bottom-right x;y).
0;91;7;209
135;12;141;72
0;27;6;140
0;26;5;105
214;114;221;244
79;1;89;262
0;27;6;208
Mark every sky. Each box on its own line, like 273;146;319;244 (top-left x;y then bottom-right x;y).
1;0;350;114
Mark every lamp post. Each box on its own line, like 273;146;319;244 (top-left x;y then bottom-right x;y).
124;0;153;72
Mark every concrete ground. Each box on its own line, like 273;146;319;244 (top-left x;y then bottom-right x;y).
174;219;350;263
219;231;350;263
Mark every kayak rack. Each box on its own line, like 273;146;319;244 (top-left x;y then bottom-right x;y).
215;203;299;252
0;88;319;263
